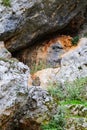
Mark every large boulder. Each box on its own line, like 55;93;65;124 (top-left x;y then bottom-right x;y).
0;0;87;52
0;43;57;130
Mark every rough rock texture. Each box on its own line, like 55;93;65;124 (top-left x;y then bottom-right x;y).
66;117;87;130
0;44;57;130
32;38;87;88
66;104;87;130
0;45;29;129
0;41;11;58
16;35;72;69
0;0;87;52
64;104;87;130
3;87;57;130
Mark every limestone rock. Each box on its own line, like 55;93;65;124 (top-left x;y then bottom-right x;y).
66;104;87;117
1;86;57;130
0;46;57;130
65;104;87;130
66;117;87;130
0;54;30;129
0;41;11;58
0;0;87;51
31;38;87;88
11;86;57;130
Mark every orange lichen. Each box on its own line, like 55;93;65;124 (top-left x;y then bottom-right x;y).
43;35;73;53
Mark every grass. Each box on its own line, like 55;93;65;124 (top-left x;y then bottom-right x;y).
30;61;51;74
48;77;87;102
42;77;87;130
41;106;66;130
2;0;10;6
60;100;87;107
47;82;65;102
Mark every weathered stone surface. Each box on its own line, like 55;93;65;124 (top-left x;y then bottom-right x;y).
0;49;30;129
0;45;57;130
9;86;57;130
66;117;87;130
31;38;87;88
0;0;87;52
0;41;11;58
64;104;87;130
66;104;87;117
1;86;57;130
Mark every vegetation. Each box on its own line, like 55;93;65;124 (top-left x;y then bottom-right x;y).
48;77;87;101
42;77;87;130
47;82;65;101
41;106;66;130
2;0;10;6
71;36;79;45
60;100;87;107
31;61;51;74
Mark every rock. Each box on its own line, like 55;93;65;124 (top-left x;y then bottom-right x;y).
0;0;87;52
56;38;87;83
1;86;57;130
31;38;87;88
66;117;87;130
0;52;30;129
16;35;72;69
32;68;60;89
66;104;87;117
0;46;57;130
0;41;11;58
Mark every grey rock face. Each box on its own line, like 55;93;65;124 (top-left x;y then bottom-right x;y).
66;117;87;130
0;0;87;52
0;45;57;130
56;38;87;83
0;41;11;58
65;104;87;130
8;86;57;130
1;86;57;130
0;54;30;129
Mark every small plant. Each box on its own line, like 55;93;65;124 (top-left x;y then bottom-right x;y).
47;77;87;102
2;0;10;6
65;77;87;101
31;61;51;74
65;83;82;101
47;82;65;101
41;106;66;130
71;36;79;45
